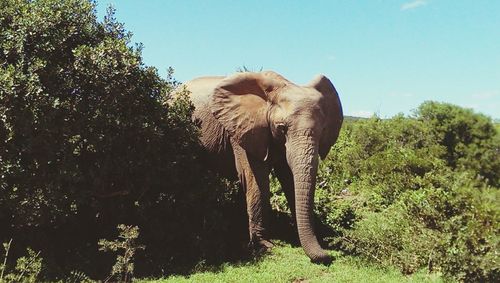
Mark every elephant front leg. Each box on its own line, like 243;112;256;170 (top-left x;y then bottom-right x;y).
274;160;296;220
273;159;299;244
232;143;273;251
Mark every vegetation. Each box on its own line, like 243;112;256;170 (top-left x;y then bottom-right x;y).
1;0;243;279
0;240;42;283
308;105;498;282
271;104;499;282
142;243;446;283
98;225;145;282
1;0;498;282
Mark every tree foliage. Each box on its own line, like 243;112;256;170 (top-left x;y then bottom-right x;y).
301;103;499;282
1;0;177;229
98;225;145;282
1;0;244;279
416;101;500;186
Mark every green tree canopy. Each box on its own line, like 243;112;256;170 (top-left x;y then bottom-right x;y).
1;0;189;228
416;101;499;186
1;0;243;278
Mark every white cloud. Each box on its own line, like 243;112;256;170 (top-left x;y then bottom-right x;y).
465;91;500;118
462;103;480;110
471;90;499;100
401;0;427;11
327;55;336;61
350;110;375;118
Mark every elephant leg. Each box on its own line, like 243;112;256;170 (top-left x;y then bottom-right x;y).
232;142;273;250
273;160;296;220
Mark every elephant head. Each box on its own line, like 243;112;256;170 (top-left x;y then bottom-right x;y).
210;71;343;263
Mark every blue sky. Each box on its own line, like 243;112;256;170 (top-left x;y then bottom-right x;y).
96;1;500;119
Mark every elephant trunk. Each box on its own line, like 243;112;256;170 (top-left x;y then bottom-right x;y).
286;133;331;264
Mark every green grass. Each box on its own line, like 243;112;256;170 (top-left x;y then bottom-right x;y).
138;243;447;283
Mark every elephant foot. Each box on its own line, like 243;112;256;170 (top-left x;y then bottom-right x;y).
310;254;334;265
248;238;274;254
256;239;274;249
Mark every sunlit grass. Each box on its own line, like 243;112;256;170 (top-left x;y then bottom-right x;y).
138;242;448;283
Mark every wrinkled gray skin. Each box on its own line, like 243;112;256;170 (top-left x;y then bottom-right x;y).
181;71;343;264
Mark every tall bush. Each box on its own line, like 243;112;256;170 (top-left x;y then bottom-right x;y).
417;101;500;186
309;106;499;282
1;0;244;278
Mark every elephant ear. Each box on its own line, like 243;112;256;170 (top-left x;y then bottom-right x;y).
308;75;344;160
210;72;272;161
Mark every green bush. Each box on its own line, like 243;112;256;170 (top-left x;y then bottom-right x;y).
435;184;499;282
342;179;499;281
312;106;499;282
417;101;500;186
342;204;440;274
1;240;43;283
98;224;145;282
0;0;244;279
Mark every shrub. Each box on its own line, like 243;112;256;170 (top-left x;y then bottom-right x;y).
435;184;499;282
416;101;500;186
313;106;499;282
98;225;145;282
0;0;245;279
343;179;499;281
342;204;440;274
1;240;43;283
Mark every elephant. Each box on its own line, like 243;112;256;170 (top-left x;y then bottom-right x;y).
180;71;343;264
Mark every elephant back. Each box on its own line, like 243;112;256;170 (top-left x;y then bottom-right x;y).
180;76;225;108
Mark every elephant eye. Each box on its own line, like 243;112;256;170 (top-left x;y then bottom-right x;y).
276;122;287;134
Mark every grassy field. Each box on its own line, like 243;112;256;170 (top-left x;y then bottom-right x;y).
138;243;447;283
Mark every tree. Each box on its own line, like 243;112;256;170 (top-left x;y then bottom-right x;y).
1;0;181;229
416;101;500;186
1;0;243;278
